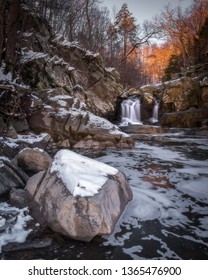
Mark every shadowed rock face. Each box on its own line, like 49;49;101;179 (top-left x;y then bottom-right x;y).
25;151;133;241
18;7;123;119
160;109;208;128
0;157;28;197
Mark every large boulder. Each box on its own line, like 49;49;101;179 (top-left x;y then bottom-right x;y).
27;108;134;149
25;150;133;241
0;157;28;197
15;148;52;174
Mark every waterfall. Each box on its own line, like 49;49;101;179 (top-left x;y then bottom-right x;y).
121;99;142;126
151;101;159;123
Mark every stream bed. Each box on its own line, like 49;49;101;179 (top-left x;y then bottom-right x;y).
1;132;208;259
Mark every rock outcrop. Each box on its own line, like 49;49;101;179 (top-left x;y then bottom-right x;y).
18;7;123;118
160;108;208;128
25;150;133;241
27;107;134;149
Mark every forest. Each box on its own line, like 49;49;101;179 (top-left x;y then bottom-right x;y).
0;0;208;87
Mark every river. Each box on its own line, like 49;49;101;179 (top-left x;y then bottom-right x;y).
1;131;208;259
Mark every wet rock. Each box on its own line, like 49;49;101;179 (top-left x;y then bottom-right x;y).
1;237;53;253
15;148;52;174
25;150;133;241
0;157;28;197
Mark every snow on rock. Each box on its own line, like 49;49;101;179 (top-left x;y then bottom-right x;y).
20;50;48;63
27;107;134;149
25;150;133;241
0;64;12;82
0;133;51;153
76;109;130;138
0;203;32;253
50;149;118;197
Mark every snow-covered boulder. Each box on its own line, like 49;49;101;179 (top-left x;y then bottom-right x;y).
27;108;134;149
25;150;133;241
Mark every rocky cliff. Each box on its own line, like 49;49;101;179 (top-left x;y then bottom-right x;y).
18;6;123;118
0;6;134;151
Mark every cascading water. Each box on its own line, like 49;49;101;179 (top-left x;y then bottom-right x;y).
121;99;142;126
151;100;159;123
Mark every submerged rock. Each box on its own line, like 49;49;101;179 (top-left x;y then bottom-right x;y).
25;150;133;241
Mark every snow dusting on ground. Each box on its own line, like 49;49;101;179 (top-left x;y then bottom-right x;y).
0;133;50;148
0;203;32;253
50;149;118;197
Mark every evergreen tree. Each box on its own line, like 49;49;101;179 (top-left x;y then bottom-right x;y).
114;3;138;85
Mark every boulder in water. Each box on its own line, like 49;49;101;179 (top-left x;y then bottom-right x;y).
25;150;133;241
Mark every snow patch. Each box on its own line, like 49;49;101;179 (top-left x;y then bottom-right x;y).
0;203;32;253
105;67;115;73
21;50;48;63
50;149;118;197
0;64;12;82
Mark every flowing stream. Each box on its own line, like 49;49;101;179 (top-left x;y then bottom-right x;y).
1;131;208;259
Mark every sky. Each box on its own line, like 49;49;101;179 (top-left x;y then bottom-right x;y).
101;0;194;23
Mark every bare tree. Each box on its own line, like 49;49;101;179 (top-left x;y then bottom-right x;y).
5;0;21;75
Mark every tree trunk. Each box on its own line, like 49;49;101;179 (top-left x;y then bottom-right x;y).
85;0;92;49
179;37;188;68
0;0;4;66
122;31;127;86
5;0;21;74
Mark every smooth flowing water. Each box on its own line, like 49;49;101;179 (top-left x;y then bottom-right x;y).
121;99;142;125
1;132;208;259
151;101;159;123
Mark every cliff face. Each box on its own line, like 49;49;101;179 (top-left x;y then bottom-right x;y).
18;7;123;118
0;6;134;152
